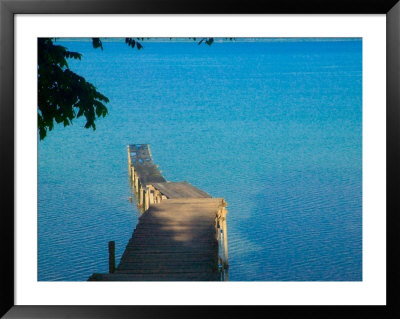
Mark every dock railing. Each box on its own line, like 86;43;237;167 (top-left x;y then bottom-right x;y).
88;144;229;281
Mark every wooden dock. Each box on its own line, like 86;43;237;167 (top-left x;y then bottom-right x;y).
89;144;228;281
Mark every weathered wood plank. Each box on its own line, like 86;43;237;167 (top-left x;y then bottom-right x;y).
89;272;219;281
151;181;211;199
107;198;223;280
128;144;166;185
122;247;219;254
116;267;218;274
117;261;217;271
88;145;228;282
120;255;216;264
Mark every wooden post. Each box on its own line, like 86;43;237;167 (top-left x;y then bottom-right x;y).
144;188;149;210
131;166;135;183
215;218;220;241
135;174;139;192
108;241;115;274
127;146;131;175
139;184;144;206
222;214;229;269
143;187;148;211
149;190;154;204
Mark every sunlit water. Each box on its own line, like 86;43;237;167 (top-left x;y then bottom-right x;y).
38;38;362;281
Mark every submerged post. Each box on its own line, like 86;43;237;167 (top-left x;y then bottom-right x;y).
108;241;115;273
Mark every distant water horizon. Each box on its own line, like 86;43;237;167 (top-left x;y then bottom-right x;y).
38;38;362;281
59;37;361;42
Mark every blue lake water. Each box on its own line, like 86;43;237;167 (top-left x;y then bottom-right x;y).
38;38;362;281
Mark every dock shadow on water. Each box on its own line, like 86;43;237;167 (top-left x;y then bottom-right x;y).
89;144;229;281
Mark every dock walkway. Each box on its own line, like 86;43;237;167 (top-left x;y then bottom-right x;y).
89;144;228;281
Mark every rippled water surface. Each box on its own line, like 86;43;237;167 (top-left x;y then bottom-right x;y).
38;38;362;281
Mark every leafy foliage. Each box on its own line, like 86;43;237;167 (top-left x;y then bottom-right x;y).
197;38;214;46
38;37;215;140
92;38;103;50
125;38;143;50
38;38;109;140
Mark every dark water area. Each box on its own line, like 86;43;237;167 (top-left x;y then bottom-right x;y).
38;38;362;281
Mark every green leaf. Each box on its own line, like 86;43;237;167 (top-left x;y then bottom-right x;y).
92;38;103;50
39;127;46;140
125;38;136;48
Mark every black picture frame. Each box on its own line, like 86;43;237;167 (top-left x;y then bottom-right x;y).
1;0;399;318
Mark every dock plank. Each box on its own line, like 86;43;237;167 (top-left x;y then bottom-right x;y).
128;144;166;185
151;181;211;199
89;272;220;281
88;144;228;282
